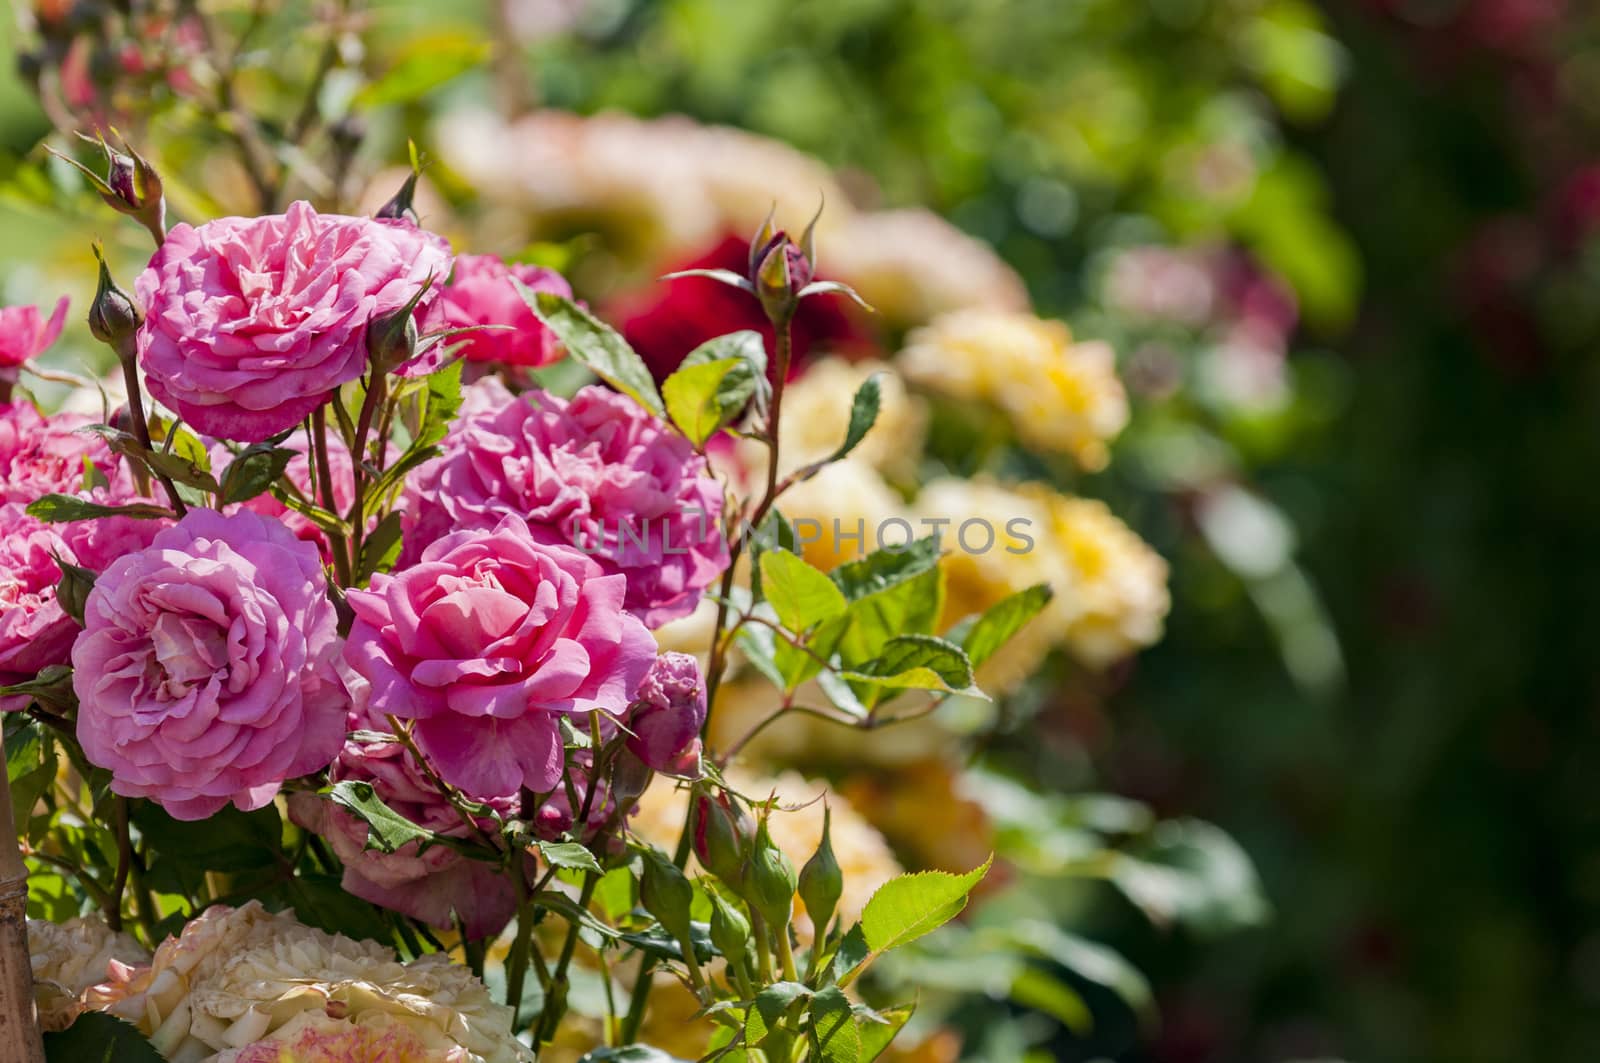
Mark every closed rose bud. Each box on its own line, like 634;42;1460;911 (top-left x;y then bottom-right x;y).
742;816;797;931
692;788;752;889
707;889;751;960
375;171;421;226
797;804;843;938
366;304;419;373
755;236;800;326
639;845;695;944
87;246;142;355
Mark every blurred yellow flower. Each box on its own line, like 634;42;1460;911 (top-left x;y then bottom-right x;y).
775;459;910;572
915;477;1169;685
899;310;1129;469
1024;488;1171;668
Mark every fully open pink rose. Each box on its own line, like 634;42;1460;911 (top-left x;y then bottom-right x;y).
0;505;78;711
415;254;570;370
137;201;454;442
344;514;656;797
402;382;728;627
73;509;347;819
288;713;522;939
0;297;67;376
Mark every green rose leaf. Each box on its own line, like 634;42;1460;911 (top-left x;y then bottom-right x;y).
954;583;1054;669
847;634;975;691
219;444;297;505
808;986;861;1063
26;495;170;523
760;549;848;632
857;855;993;957
329;779;438;855
524;289;664;417
43;1011;165;1063
534;839;604;875
663;356;758;447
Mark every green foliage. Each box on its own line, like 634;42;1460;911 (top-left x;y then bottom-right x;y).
856;856;993;958
43;1012;165;1063
662;330;766;445
525;289;664;417
219;444;297;505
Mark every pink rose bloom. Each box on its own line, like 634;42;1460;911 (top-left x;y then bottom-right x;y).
288;718;522;939
626;652;706;774
413;254;570;371
0;402;114;504
0;297;67;378
0;402;166;569
402;381;728;627
0;506;78;711
343;514;656;797
137;201;454;442
73;509;347;820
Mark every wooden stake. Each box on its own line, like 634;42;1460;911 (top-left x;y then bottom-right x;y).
0;755;45;1061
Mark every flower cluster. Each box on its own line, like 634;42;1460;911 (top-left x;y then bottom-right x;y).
402;380;728;627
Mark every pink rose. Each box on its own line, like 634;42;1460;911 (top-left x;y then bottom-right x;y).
73;509;347;820
0;297;68;376
136;201;454;442
343;514;656;797
0;402;114;505
0;505;78;711
402;381;728;627
626;652;706;774
413;254;570;371
288;717;522;939
0;401;166;569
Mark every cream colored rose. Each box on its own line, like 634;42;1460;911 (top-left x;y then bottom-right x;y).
27;915;149;1032
88;902;528;1063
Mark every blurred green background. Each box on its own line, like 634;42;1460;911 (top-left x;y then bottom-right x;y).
7;1;1600;1060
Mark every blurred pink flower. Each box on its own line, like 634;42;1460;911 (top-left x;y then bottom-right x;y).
0;297;67;377
73;509;347;819
344;514;656;797
137;202;453;442
413;254;570;372
402;381;728;627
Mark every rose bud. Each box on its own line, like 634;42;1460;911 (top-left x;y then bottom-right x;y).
626;652;707;775
742;816;798;931
797;804;843;939
692;787;753;889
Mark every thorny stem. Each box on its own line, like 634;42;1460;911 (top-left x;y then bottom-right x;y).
348;372;387;565
383;714;503;855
